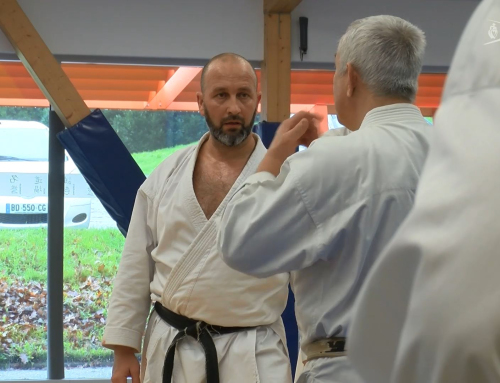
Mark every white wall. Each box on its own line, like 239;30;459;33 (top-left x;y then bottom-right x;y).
0;0;264;63
0;0;480;70
290;0;480;69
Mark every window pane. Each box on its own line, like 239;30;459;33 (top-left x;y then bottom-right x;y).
327;114;345;130
61;133;116;379
0;108;49;380
61;109;208;378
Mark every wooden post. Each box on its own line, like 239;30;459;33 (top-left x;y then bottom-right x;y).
261;0;302;122
261;13;291;122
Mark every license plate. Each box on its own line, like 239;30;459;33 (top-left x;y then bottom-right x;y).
6;203;47;214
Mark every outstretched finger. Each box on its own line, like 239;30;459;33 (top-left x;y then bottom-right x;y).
286;111;323;130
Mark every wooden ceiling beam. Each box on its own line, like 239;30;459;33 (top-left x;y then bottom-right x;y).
146;67;201;110
0;0;90;126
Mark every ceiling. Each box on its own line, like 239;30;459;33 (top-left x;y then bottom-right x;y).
0;61;445;116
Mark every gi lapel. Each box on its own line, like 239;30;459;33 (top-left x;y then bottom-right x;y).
162;135;266;307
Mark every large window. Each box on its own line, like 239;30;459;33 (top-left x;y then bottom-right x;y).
0;107;208;380
1;108;50;380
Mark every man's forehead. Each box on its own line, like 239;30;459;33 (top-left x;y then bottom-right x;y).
205;79;256;94
206;69;255;83
204;61;257;87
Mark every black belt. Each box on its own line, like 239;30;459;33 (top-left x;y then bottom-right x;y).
154;302;255;383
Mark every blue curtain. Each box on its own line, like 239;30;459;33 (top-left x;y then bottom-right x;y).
253;121;299;379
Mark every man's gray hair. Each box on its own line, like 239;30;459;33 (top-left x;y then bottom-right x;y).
336;15;426;102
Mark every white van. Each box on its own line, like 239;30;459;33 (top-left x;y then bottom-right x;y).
0;120;91;229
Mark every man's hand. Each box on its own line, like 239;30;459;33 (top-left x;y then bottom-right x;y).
270;111;322;157
111;345;140;383
257;111;322;176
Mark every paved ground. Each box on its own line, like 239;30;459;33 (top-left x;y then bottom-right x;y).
0;366;113;380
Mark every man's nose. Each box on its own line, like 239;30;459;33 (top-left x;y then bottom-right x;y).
227;96;242;115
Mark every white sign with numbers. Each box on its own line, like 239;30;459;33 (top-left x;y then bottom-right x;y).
0;173;95;198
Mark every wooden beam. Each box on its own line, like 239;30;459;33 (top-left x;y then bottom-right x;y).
261;13;291;122
61;64;173;81
292;94;333;104
146;67;201;110
84;100;148;110
291;104;315;114
0;0;90;127
264;0;302;14
167;102;200;111
419;107;438;118
413;96;442;108
0;97;49;107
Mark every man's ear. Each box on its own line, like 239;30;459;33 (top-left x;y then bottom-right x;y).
197;92;205;116
346;63;359;98
256;91;262;106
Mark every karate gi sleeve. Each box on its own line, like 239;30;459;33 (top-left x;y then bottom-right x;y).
218;150;357;278
102;189;155;352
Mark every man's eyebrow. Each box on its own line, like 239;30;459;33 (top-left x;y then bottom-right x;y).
211;87;228;93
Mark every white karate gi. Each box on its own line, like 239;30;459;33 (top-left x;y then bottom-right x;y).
348;1;500;382
103;133;291;383
218;104;432;382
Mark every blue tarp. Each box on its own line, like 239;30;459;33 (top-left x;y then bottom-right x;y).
57;109;146;235
253;121;299;378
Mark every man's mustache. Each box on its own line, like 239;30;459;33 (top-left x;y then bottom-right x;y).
221;115;245;124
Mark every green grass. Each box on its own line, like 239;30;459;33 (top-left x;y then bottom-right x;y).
0;142;200;368
0;228;124;287
0;142;198;285
0;228;119;368
1;325;113;367
131;142;196;175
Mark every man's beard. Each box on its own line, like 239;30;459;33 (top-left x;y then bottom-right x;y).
204;107;257;147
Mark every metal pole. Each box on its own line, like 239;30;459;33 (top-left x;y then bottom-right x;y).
47;106;65;379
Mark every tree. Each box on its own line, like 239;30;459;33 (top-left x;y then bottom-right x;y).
0;106;49;125
165;111;207;147
102;110;208;153
102;110;170;153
